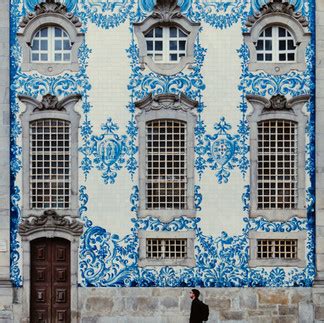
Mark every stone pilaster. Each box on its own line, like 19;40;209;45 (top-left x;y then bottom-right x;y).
0;0;13;321
315;0;324;286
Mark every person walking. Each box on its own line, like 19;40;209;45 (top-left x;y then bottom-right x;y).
189;289;203;323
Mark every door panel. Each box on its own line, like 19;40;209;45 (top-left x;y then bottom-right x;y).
31;238;71;323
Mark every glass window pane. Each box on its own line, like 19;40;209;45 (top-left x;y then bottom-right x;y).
265;53;272;61
41;40;48;50
55;53;62;61
155;27;163;38
31;40;39;50
40;28;48;37
169;41;177;50
265;40;272;50
265;27;272;37
170;54;177;61
146;29;153;38
155;41;163;51
257;53;264;61
179;41;186;51
279;53;286;61
256;40;263;50
55;40;62;50
279;27;286;37
170;27;177;37
179;29;187;37
55;27;62;37
63;53;70;61
147;41;153;51
40;53;48;61
32;53;39;61
288;40;295;49
63;40;71;50
279;40;286;51
288;53;295;61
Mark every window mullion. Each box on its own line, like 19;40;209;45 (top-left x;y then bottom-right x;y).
163;27;169;63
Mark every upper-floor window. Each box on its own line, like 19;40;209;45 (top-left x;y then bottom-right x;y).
31;27;72;63
146;119;187;210
30;119;71;209
145;27;187;64
244;0;310;75
19;93;81;218
18;0;84;75
134;0;199;75
256;26;296;63
247;94;309;221
257;119;297;210
135;93;197;222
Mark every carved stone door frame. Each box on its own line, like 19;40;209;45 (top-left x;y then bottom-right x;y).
19;211;83;323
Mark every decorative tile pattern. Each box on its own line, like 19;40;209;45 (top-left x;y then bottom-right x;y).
10;0;315;288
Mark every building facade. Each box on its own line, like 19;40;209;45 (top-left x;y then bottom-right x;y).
0;0;324;322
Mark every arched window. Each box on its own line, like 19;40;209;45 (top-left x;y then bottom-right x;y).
256;26;296;63
134;0;199;75
257;119;297;210
247;94;309;221
144;26;187;63
31;27;72;63
30;119;71;209
243;1;310;74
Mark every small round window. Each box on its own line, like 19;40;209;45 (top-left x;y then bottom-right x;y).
144;26;188;63
31;26;72;63
255;26;296;63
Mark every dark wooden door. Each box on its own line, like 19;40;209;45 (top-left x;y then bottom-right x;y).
31;238;71;323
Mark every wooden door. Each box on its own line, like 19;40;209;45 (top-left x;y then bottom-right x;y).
30;238;71;323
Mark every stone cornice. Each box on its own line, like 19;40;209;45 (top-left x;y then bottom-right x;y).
19;0;82;29
246;0;308;28
19;210;83;236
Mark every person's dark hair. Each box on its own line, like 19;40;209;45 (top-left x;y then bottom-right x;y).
191;289;200;298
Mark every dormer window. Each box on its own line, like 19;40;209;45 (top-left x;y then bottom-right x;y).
256;26;296;63
145;26;187;63
134;0;200;75
243;0;310;75
31;26;72;63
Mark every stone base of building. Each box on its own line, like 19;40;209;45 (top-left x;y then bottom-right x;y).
3;287;324;322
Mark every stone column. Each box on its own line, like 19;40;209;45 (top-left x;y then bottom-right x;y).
0;0;13;321
316;0;324;286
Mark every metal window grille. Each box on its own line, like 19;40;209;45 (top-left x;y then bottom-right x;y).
257;120;298;209
145;26;187;63
257;239;298;259
146;238;187;259
31;26;72;63
256;26;296;62
146;120;187;210
30;119;71;209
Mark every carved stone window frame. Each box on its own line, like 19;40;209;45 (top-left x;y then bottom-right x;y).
17;0;84;76
138;230;196;267
18;210;83;323
134;0;200;75
243;0;310;75
19;94;81;218
249;230;307;268
247;94;309;221
135;93;197;222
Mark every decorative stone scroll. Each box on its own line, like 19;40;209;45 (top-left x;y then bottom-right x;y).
19;210;83;236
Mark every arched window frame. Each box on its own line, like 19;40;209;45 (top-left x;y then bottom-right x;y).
17;0;84;75
243;1;310;75
134;0;200;75
247;94;309;221
135;93;198;222
19;94;81;219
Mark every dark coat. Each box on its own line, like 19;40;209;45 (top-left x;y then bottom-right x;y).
189;298;203;323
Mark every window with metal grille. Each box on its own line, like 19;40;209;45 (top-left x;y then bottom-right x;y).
30;119;71;209
145;26;187;63
146;238;187;259
257;120;297;209
146;119;187;210
257;239;297;259
31;26;72;63
256;26;296;62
